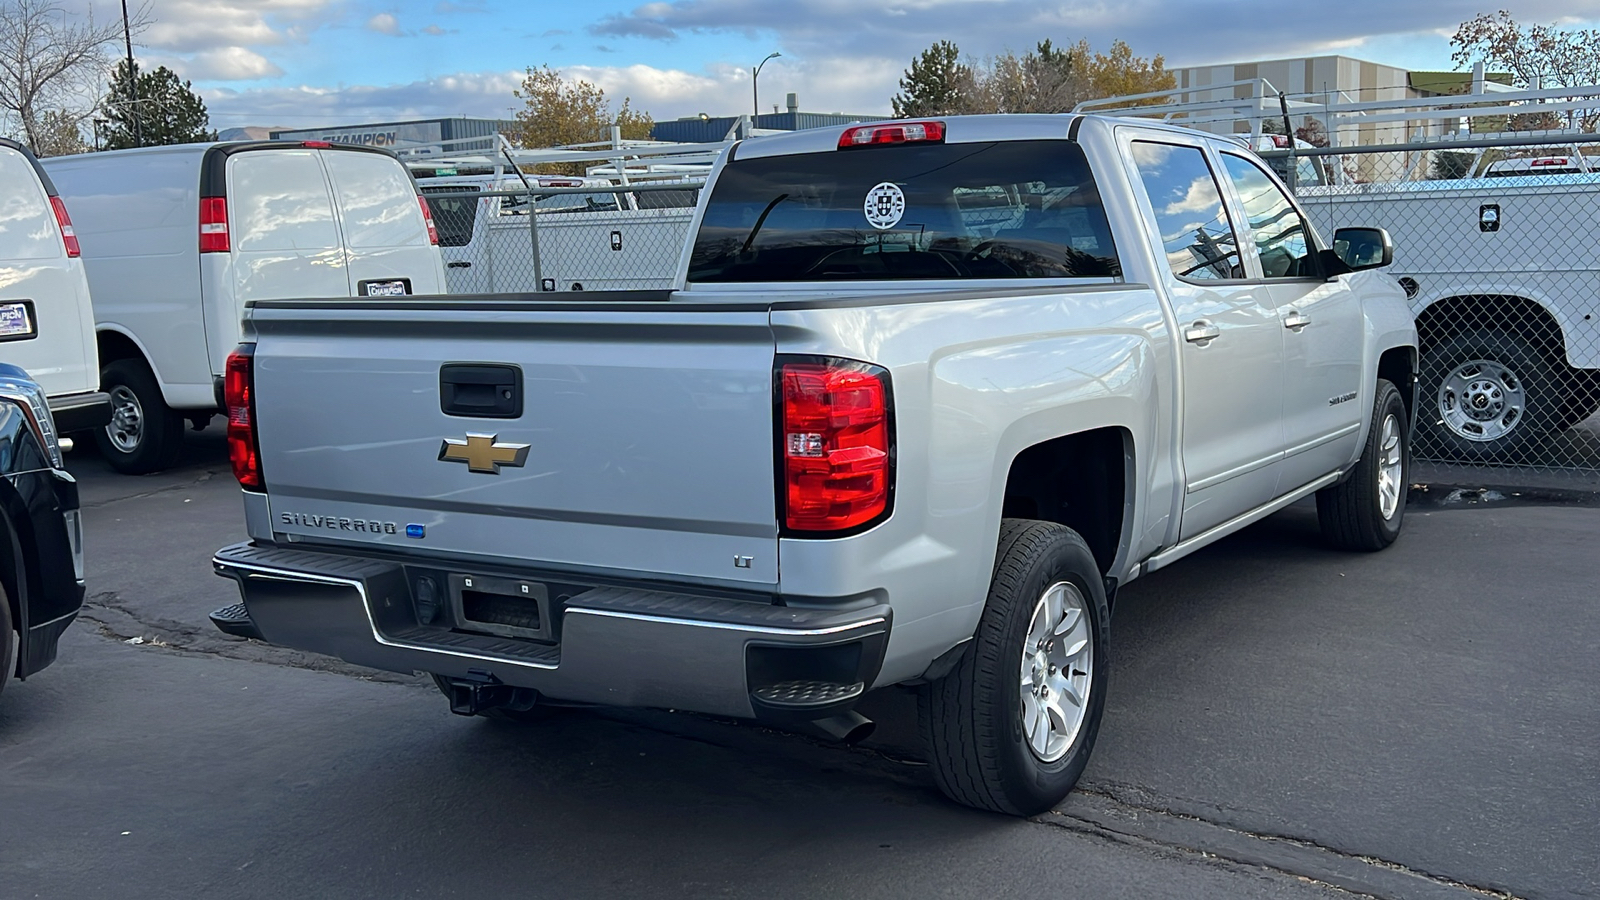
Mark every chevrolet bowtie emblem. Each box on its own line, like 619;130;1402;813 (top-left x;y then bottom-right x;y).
438;433;530;474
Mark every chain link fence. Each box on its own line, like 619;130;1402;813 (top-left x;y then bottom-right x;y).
420;182;703;294
1269;133;1600;483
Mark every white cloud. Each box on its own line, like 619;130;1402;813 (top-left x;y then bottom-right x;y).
367;13;403;36
178;47;286;80
204;70;527;127
134;0;337;52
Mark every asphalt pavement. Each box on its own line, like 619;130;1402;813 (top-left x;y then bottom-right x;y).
2;431;1596;899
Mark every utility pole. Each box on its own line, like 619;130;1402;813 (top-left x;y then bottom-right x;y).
121;0;141;147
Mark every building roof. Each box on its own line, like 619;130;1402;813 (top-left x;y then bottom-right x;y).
1407;70;1515;95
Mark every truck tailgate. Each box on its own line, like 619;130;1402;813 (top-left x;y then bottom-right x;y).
248;300;779;585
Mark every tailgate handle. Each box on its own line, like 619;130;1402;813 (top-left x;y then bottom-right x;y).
440;364;522;419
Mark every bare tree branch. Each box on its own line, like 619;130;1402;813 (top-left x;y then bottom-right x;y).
0;0;143;150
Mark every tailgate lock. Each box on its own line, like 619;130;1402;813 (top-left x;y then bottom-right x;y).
440;363;522;418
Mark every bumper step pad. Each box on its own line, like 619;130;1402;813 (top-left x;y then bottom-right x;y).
751;679;865;708
209;603;264;640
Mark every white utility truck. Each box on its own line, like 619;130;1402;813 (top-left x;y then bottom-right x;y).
44;141;447;473
0;138;108;435
211;114;1415;815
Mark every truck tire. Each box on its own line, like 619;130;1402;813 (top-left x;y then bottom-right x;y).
1557;369;1600;430
1419;330;1558;461
1;579;15;699
918;519;1109;816
1317;379;1408;552
95;359;184;475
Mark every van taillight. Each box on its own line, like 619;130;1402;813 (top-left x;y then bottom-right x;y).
200;197;230;253
779;359;893;534
225;345;262;490
418;195;439;245
48;196;81;258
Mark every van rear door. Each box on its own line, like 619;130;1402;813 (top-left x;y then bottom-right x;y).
227;148;350;305
321;149;446;297
0;145;96;401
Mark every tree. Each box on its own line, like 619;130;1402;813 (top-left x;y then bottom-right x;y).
99;61;215;149
0;0;130;152
1079;39;1173;103
892;40;972;117
1450;11;1600;130
511;65;655;172
32;107;87;156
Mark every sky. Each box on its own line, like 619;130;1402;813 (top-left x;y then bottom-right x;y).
70;0;1600;131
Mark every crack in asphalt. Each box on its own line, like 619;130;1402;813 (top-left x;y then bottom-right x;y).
1047;787;1524;900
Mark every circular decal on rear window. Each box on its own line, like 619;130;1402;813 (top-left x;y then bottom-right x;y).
864;182;906;230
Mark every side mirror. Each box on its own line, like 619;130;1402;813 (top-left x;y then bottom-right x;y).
1326;226;1394;274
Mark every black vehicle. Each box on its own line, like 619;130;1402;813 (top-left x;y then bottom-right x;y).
0;362;84;697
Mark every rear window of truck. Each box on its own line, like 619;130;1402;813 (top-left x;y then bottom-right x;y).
688;140;1120;282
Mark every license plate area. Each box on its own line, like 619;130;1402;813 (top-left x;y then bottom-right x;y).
449;573;554;643
359;278;411;298
0;300;36;341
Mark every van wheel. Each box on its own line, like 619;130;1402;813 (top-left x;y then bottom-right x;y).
918;519;1109;816
1557;369;1600;430
95;359;183;475
1317;379;1408;552
1;578;16;698
1419;330;1556;461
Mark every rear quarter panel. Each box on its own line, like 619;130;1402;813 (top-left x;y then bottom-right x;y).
766;284;1175;684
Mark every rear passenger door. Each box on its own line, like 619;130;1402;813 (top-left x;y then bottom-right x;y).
1217;153;1364;493
320;150;445;296
1125;137;1287;540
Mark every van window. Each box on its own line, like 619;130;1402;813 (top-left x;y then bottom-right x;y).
421;185;479;248
230;151;340;252
322;151;429;249
1129;142;1243;281
688;140;1120;282
0;147;62;260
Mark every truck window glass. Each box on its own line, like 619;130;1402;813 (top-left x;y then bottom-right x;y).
230;151;340;252
1220;153;1316;279
421;186;479;248
322;151;430;249
1129;141;1242;281
0;147;63;260
688;140;1120;282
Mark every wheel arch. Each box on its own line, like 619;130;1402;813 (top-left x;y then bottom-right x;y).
998;426;1133;580
1376;344;1418;424
1413;292;1567;364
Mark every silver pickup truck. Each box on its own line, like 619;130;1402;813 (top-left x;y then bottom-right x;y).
211;114;1416;815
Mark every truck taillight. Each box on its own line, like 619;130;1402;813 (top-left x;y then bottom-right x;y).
225;345;263;490
49;196;80;257
418;194;439;245
200;197;230;253
779;359;893;534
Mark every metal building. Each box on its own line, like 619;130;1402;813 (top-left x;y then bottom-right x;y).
651;94;874;143
270;117;516;155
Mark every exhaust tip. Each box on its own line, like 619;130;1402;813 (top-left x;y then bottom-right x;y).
810;710;875;745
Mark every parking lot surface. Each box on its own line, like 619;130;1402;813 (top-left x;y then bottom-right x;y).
3;433;1596;899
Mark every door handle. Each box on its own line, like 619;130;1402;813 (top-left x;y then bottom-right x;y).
1284;312;1311;332
1184;320;1221;345
447;261;472;269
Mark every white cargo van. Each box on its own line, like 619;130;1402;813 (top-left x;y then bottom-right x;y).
0;138;109;436
44;141;446;473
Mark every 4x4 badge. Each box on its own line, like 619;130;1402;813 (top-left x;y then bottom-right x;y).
438;433;530;474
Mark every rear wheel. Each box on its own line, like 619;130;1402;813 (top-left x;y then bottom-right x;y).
95;359;184;475
919;519;1109;815
1419;330;1557;461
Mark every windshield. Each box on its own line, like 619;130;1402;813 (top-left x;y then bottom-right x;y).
688;140;1120;282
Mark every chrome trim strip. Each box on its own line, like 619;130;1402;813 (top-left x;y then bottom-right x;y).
565;607;887;637
1186;450;1284;493
1284;422;1361;459
1146;471;1342;574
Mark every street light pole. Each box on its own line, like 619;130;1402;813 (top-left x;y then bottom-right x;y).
753;52;781;118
